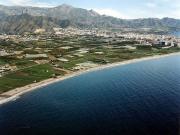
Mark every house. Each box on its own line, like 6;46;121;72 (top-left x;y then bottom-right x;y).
25;54;48;59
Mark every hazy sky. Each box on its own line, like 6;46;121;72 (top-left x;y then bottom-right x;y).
0;0;180;19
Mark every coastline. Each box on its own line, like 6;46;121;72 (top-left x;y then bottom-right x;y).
0;52;180;105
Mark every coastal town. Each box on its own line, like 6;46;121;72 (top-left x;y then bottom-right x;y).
0;27;180;95
1;2;180;135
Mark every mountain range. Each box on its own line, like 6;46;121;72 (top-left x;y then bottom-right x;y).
0;4;180;34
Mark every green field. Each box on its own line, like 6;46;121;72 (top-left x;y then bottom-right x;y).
0;64;65;93
0;36;180;93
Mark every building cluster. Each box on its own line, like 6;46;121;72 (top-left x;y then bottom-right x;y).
119;33;180;47
52;27;180;47
0;27;179;48
0;50;14;56
0;64;16;77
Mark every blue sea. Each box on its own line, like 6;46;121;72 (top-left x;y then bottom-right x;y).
0;55;180;135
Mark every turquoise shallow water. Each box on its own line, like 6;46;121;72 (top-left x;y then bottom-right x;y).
0;55;180;135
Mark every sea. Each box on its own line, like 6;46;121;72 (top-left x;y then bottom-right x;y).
0;54;180;135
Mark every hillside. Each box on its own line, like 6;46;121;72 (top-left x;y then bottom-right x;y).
0;4;180;34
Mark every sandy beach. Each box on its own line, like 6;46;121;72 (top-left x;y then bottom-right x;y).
0;52;180;105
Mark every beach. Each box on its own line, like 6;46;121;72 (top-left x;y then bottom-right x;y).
0;52;180;105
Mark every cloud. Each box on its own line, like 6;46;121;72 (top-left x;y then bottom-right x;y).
169;9;180;19
1;0;180;19
94;8;131;19
0;0;54;7
31;2;54;7
9;0;31;5
145;2;157;8
94;8;173;19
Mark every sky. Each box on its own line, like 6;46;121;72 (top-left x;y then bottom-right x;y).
0;0;180;19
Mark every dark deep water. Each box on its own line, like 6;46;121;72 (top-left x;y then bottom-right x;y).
0;55;180;135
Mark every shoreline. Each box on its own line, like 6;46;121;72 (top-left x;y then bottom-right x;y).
0;52;180;105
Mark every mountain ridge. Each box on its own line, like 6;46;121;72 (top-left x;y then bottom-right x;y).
0;4;180;34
